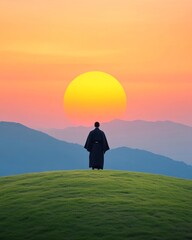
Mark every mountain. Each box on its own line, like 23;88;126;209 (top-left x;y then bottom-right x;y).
0;171;192;240
0;121;87;176
106;147;192;179
0;121;192;179
41;120;192;165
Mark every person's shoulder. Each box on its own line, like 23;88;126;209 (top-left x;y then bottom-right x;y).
89;129;96;134
98;129;105;134
91;128;105;134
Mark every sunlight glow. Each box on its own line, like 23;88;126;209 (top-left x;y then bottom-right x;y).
64;71;127;125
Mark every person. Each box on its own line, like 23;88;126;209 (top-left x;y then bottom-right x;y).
84;122;109;170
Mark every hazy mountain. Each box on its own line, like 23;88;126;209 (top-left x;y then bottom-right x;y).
106;148;192;179
42;120;192;165
0;121;192;179
0;122;87;176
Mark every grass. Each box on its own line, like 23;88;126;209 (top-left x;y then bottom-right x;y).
0;170;192;240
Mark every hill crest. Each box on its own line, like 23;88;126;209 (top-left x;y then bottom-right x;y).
0;170;191;240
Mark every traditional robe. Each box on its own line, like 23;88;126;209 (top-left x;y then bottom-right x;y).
84;127;109;169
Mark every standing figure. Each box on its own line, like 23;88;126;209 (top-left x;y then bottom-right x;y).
84;122;109;170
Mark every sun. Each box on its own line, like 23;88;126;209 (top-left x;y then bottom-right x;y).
64;71;127;125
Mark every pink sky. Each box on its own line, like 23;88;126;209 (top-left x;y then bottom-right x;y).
0;0;192;128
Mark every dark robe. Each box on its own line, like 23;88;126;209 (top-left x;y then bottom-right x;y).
84;127;109;169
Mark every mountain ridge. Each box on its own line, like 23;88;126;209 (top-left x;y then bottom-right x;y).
41;119;192;165
0;121;192;179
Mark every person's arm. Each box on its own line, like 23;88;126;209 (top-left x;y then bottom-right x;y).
84;132;92;152
102;132;110;153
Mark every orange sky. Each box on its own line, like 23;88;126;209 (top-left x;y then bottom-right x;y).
0;0;192;128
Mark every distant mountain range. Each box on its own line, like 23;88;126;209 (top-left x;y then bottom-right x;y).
41;120;192;165
0;121;192;179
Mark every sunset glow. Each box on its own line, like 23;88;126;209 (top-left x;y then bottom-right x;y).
0;0;192;127
64;71;127;125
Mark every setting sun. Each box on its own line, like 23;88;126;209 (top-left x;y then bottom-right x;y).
64;71;127;125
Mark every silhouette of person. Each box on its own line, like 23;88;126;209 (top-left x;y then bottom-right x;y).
84;122;109;170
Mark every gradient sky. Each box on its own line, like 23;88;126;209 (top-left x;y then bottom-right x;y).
0;0;192;128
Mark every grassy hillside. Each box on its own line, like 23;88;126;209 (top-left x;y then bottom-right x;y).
0;170;191;240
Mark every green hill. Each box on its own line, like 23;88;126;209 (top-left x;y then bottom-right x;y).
0;170;191;240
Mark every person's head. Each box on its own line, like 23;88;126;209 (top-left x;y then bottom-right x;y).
94;122;100;128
